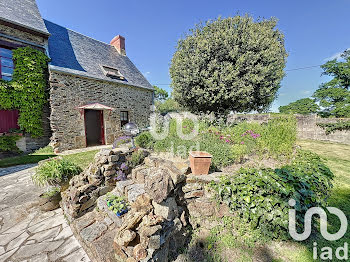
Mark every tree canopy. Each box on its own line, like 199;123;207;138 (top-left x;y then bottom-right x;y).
170;15;287;114
153;86;169;102
313;50;350;117
279;98;319;115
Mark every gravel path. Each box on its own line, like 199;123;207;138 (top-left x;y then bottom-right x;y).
0;165;91;262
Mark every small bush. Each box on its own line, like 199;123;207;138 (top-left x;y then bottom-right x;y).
135;132;155;148
127;150;146;169
32;158;82;187
0;135;21;152
260;115;297;158
211;150;334;239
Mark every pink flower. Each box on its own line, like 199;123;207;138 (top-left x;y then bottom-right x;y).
225;139;230;143
241;141;244;145
219;136;223;140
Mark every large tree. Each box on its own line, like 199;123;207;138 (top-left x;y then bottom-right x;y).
313;50;350;118
279;98;319;115
170;15;287;114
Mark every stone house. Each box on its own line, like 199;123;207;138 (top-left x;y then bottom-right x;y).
0;0;153;153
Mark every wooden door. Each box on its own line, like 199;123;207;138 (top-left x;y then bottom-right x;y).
84;110;105;146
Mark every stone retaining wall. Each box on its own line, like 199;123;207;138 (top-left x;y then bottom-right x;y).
227;114;350;144
61;149;229;262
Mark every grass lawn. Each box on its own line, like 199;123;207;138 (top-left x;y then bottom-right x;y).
0;146;99;170
0;146;56;168
275;140;350;262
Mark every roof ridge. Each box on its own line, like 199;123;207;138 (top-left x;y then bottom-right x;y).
43;18;116;49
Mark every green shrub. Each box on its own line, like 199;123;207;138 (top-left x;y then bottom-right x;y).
32;158;82;187
0;135;21;152
211;150;334;239
135;132;155;148
317;120;350;134
127;150;146;168
199;132;235;168
260;115;297;158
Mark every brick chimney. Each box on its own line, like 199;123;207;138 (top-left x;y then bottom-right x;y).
110;35;126;55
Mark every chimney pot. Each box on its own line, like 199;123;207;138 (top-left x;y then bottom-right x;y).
110;35;126;55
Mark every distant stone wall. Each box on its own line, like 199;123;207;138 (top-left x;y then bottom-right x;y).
227;114;350;145
49;71;153;152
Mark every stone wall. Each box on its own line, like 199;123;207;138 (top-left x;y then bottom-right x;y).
49;71;153;152
0;22;48;47
61;148;229;262
227;114;350;145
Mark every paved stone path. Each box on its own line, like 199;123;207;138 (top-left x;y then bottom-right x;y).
0;165;91;262
58;145;112;156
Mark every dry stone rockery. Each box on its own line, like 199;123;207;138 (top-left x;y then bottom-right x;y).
111;157;192;262
60;148;231;262
61;148;149;222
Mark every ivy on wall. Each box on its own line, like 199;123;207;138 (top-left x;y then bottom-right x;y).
0;46;49;137
317;121;350;135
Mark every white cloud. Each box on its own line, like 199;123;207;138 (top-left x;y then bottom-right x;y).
324;48;349;61
143;71;151;77
300;90;311;95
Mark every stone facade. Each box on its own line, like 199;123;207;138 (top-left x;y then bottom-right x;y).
0;22;48;47
49;71;153;152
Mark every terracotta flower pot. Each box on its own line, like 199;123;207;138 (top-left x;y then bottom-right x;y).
189;151;212;175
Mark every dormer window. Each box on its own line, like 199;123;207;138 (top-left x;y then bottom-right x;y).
0;47;14;81
101;65;125;80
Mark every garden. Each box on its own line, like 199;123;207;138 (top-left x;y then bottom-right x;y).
134;114;342;261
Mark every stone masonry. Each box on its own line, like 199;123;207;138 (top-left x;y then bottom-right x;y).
49;71;153;152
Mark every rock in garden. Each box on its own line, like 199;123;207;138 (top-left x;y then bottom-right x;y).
144;167;174;203
131;194;152;213
126;184;145;202
133;244;147;260
152;197;178;220
115;229;136;247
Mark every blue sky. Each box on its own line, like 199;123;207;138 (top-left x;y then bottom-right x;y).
37;0;350;112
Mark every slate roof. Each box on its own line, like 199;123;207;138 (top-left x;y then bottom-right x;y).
44;20;153;90
0;0;49;35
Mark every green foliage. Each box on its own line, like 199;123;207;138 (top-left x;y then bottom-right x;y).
127;150;146;168
139;115;296;169
0;47;49;137
105;193;128;214
211;150;334;239
260;115;297;158
153;86;169;101
279;98;319;115
42;186;60;198
155;98;182;114
313;50;350;117
170;15;287;114
317;120;350;134
32;158;82;187
135;131;155;148
0;135;21;152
